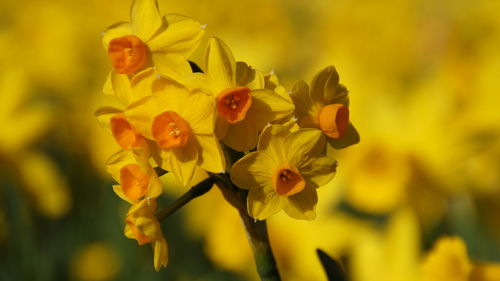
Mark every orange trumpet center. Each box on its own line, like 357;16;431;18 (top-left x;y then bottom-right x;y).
216;86;253;124
120;164;150;202
110;114;145;149
272;164;305;197
107;35;147;74
152;111;191;149
318;104;349;139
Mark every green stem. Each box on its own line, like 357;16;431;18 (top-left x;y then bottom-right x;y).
155;177;215;222
213;174;282;281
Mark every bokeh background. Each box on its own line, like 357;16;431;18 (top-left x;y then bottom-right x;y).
1;0;500;280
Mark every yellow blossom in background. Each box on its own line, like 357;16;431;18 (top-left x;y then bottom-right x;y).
231;124;337;220
70;242;121;281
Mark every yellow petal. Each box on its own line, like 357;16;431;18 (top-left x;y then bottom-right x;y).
231;151;275;190
102;71;114;94
153;238;168;271
95;106;123;134
310;66;348;106
130;0;162;41
283;187;318;220
222;117;258;152
204;37;236;92
197;134;226;174
148;14;205;56
247;188;283;220
110;71;133;105
248;89;295;129
129;67;160;101
257;124;289;164
236;61;264;89
102;22;133;49
152;53;193;82
180;90;215;135
284;129;325;165
168;139;199;186
299;156;337;188
290;80;312;120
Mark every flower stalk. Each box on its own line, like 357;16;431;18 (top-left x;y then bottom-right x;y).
213;173;282;281
155;177;215;222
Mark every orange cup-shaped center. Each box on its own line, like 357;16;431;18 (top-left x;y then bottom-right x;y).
111;114;144;149
216;86;253;124
273;164;306;197
152;111;191;149
120;164;150;202
108;35;148;74
126;217;154;245
318;104;349;139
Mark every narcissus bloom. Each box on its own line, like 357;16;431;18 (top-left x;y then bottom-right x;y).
125;76;225;186
189;37;294;151
102;0;205;93
124;199;168;271
420;236;500;281
106;148;162;204
231;124;337;220
291;66;359;150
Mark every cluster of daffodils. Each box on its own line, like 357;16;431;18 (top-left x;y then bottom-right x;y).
96;0;359;271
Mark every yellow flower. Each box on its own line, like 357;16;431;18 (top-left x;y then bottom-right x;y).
231;124;336;220
125;76;225;186
190;37;295;151
124;199;168;271
106;148;162;204
420;236;500;281
291;66;359;151
102;0;205;93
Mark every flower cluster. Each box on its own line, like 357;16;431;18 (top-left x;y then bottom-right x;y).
96;0;359;271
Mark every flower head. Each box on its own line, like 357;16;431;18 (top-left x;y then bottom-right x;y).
291;66;359;150
124;74;225;186
231;124;337;220
187;37;295;151
124;199;168;271
102;0;205;94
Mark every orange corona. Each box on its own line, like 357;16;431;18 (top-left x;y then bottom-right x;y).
318;104;349;139
120;164;150;202
108;35;148;74
152;111;192;149
216;86;253;124
272;164;305;197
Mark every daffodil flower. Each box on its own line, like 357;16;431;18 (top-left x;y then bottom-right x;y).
101;0;205;94
231;124;337;220
187;37;295;152
291;66;359;150
124;199;168;271
124;76;225;186
106;148;162;204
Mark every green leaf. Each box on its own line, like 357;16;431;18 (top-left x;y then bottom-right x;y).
316;249;348;281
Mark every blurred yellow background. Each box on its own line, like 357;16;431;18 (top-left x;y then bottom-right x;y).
1;0;499;280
